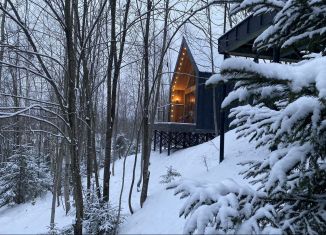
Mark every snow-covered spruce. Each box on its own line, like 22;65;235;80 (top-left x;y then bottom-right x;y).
231;0;326;53
0;145;52;207
169;55;326;234
168;0;326;232
169;56;326;233
167;179;273;234
160;166;182;184
83;188;121;234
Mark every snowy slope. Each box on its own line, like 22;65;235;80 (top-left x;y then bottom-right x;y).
0;129;269;234
120;130;269;234
0;192;74;233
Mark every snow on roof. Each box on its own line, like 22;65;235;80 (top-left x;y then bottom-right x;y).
184;37;224;73
172;7;225;74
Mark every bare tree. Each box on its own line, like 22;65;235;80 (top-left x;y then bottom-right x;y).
103;0;131;202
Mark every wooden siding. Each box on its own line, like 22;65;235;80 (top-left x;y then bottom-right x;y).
169;41;196;123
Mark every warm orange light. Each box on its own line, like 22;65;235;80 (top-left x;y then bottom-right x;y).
173;96;180;103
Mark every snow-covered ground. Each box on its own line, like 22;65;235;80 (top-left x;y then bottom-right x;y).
0;129;269;234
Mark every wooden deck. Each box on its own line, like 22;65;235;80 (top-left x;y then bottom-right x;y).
153;122;215;134
153;122;215;155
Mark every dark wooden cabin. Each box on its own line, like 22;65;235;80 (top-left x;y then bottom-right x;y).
153;39;218;155
153;11;320;156
168;38;219;130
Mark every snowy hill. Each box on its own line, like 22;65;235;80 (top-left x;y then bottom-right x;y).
0;129;269;234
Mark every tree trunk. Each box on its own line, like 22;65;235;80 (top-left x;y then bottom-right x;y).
56;142;64;206
115;152;126;234
50;140;63;230
11;46;20;149
84;57;93;191
147;0;169;161
140;0;152;208
128;127;141;214
0;0;7;91
91;105;101;199
64;152;71;214
103;0;116;202
103;0;130;202
206;5;218;136
64;0;83;232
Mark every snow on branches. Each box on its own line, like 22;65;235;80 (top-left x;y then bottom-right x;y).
222;55;326;233
231;0;286;15
172;55;325;234
168;0;326;231
168;56;326;233
0;145;52;207
231;0;326;53
166;179;280;234
84;188;120;234
220;57;326;100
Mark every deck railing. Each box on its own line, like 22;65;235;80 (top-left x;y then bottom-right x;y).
156;103;192;123
156;103;171;122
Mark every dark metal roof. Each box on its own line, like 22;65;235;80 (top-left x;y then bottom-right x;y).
218;12;303;62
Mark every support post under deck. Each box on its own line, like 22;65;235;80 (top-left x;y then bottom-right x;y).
153;130;157;151
182;133;186;148
159;131;163;153
219;53;230;163
167;132;171;156
220;83;226;163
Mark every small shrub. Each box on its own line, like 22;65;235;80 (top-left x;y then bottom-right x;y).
160;166;181;184
84;189;121;234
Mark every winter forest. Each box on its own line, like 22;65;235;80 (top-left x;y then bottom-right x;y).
0;0;325;234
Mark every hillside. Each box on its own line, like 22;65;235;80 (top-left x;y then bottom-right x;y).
0;130;269;234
